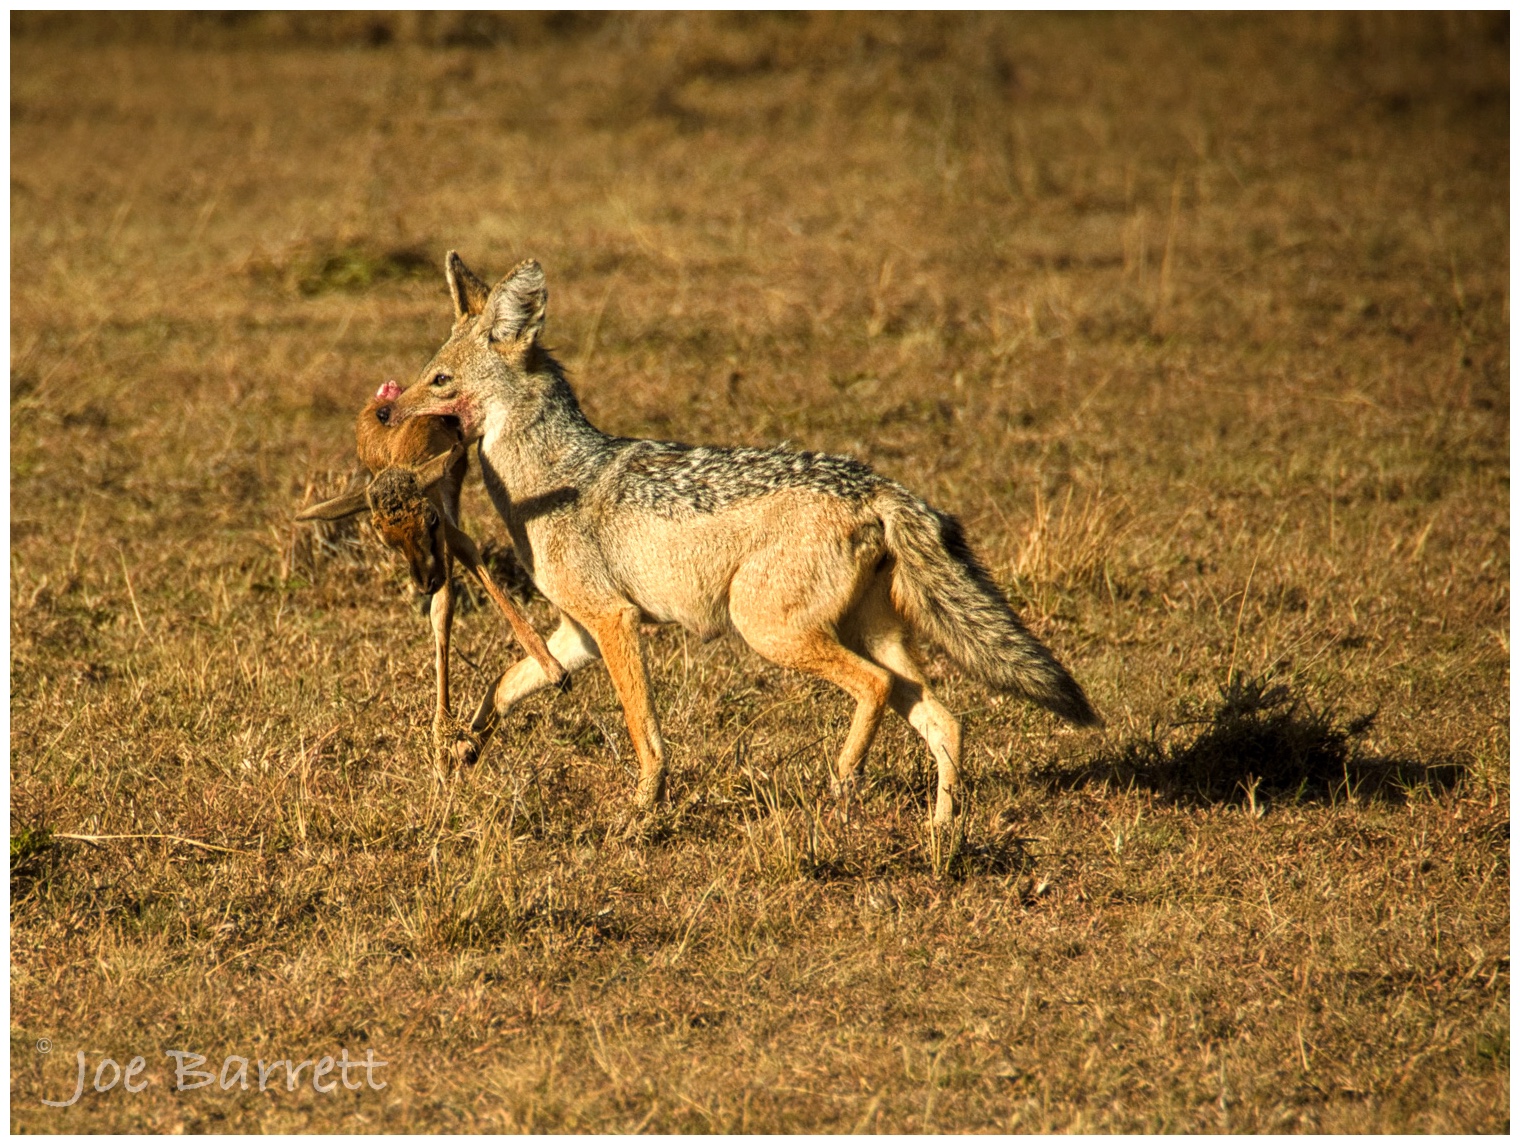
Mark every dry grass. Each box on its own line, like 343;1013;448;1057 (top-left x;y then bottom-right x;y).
10;12;1507;1132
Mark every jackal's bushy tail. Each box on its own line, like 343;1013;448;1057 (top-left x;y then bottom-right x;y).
877;487;1102;726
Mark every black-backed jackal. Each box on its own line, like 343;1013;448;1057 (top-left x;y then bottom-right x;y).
392;254;1100;823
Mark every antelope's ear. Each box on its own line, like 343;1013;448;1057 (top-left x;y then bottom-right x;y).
446;251;490;320
295;488;370;522
416;442;466;491
482;259;547;346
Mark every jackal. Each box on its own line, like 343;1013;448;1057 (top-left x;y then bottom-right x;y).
392;253;1100;823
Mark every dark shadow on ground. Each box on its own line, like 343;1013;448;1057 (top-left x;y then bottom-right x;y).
1032;677;1467;808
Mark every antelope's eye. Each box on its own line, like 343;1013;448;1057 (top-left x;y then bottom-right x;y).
431;373;451;388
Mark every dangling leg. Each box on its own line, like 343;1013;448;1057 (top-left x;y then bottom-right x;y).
462;614;603;764
430;558;455;761
442;520;565;685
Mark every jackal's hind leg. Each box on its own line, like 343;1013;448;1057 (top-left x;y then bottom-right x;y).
798;638;891;797
728;548;893;800
863;630;963;826
733;620;893;798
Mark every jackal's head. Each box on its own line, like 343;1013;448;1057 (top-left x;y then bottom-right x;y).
390;252;550;442
295;444;463;596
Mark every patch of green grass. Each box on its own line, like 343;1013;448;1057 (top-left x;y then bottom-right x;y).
294;244;433;296
10;822;52;873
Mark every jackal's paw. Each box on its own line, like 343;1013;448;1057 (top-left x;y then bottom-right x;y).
619;804;675;845
931;788;959;828
633;771;667;813
617;809;647;843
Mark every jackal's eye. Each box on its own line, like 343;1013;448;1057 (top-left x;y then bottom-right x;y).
431;373;451;388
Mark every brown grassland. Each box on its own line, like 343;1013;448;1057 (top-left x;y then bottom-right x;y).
9;12;1509;1132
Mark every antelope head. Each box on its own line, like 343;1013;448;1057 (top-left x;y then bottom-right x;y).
296;443;464;596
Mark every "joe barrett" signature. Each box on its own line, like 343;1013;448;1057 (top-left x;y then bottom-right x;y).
37;1044;389;1107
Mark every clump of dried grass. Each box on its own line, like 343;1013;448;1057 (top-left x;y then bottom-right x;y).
1105;677;1416;806
1013;485;1129;589
1004;485;1132;622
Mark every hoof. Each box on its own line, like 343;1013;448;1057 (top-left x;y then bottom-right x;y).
830;773;861;800
451;734;480;768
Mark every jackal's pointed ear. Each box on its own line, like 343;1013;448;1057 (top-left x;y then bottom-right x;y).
482;259;547;346
445;251;490;320
416;442;466;491
295;487;370;522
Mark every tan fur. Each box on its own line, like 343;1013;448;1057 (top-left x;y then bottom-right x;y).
391;254;1099;823
463;486;964;819
354;392;461;479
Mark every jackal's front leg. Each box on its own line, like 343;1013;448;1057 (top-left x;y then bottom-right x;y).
461;617;602;766
590;606;667;810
